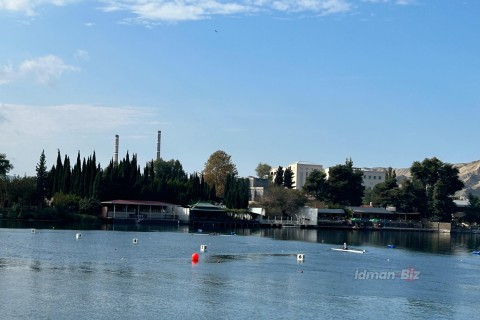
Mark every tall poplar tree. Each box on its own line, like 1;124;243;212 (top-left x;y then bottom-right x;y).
283;167;294;189
36;150;48;208
273;166;284;187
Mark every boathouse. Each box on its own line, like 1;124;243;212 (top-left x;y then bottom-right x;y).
100;200;189;224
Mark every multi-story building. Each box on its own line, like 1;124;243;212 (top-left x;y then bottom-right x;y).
268;161;385;191
360;168;386;189
270;161;324;190
288;161;324;190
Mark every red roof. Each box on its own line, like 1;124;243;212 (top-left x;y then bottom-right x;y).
101;200;176;206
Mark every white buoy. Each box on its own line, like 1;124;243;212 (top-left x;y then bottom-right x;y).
31;229;36;234
297;254;305;262
76;233;82;239
200;244;207;252
133;238;139;245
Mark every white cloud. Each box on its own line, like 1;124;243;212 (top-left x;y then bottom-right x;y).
0;0;35;15
101;0;353;23
362;0;415;4
0;103;160;176
0;0;79;15
1;0;417;22
0;55;78;86
0;63;16;85
0;103;156;140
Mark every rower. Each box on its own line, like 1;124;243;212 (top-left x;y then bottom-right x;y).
343;242;348;250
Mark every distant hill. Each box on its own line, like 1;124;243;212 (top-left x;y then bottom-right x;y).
392;160;480;198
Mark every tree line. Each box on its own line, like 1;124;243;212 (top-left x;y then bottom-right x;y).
2;150;480;224
0;149;249;221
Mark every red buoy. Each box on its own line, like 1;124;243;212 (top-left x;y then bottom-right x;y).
191;252;199;263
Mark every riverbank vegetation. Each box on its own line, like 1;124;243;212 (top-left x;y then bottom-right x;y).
1;150;478;224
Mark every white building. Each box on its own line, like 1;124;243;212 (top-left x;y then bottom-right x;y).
270;161;324;190
360;168;386;189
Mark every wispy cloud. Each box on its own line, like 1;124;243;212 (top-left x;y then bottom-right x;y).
0;103;156;143
1;0;417;22
0;103;160;175
0;0;79;16
0;55;78;86
101;0;353;22
0;63;15;85
75;49;90;61
362;0;415;5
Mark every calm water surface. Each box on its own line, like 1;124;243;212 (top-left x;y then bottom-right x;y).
1;225;480;319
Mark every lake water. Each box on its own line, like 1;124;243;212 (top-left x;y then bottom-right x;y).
1;225;480;319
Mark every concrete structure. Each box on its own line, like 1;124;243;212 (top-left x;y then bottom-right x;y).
360;168;386;189
248;177;269;202
288;162;323;190
157;130;161;160
114;134;119;165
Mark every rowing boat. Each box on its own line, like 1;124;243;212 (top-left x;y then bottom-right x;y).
331;248;366;254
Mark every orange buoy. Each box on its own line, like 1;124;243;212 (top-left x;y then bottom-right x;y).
191;252;199;263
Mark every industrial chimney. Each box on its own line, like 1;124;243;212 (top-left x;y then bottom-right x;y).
114;134;119;165
157;130;161;160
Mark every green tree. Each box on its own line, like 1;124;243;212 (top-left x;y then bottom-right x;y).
273;166;284;187
224;173;249;209
326;159;364;206
303;169;328;201
396;179;426;213
1;176;36;210
154;158;187;182
0;153;14;177
203;150;238;198
283;167;294;189
370;168;399;207
0;153;14;208
410;157;463;220
36;150;48;208
255;163;272;179
261;186;305;219
464;194;480;224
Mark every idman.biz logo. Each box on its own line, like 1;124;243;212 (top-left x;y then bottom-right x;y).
354;267;420;281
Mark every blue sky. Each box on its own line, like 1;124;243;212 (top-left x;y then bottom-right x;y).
1;0;479;177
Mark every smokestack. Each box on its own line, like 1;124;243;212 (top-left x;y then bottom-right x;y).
157;130;161;160
114;134;119;165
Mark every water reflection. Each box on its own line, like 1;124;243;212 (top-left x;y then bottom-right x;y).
259;228;480;254
3;219;480;255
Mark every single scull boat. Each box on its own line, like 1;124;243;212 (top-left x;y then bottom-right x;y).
331;248;366;254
